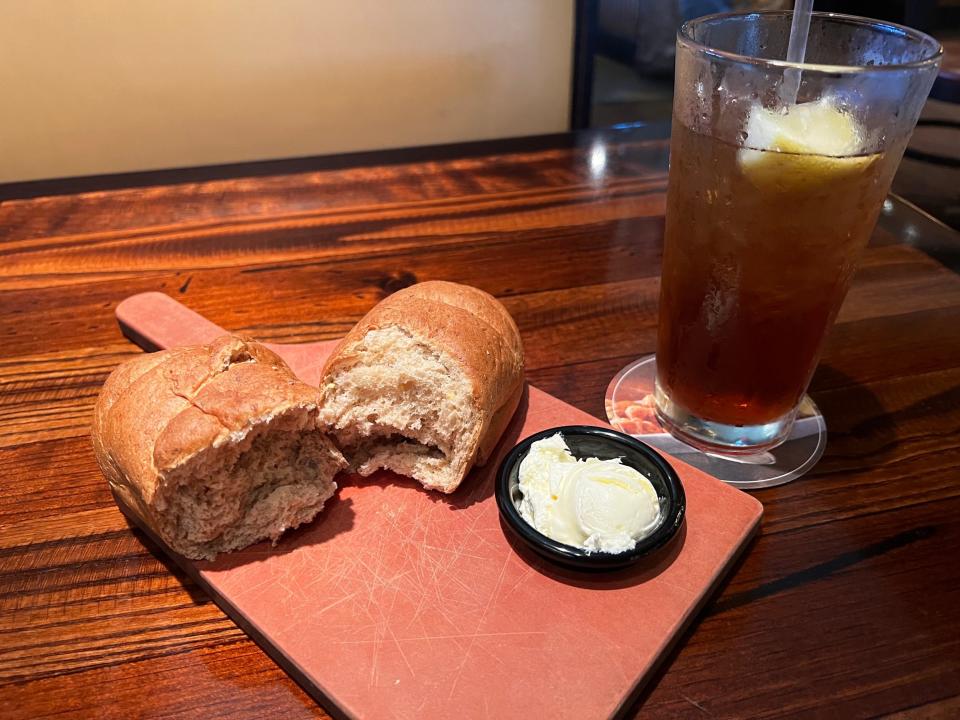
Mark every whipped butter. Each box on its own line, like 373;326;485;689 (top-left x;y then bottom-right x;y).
517;433;661;554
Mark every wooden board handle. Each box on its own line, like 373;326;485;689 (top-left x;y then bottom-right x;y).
116;292;228;351
115;292;337;385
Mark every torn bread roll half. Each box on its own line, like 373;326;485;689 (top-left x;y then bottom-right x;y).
319;281;525;493
92;335;346;560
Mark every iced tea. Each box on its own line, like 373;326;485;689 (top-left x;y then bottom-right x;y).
656;117;901;439
608;11;940;472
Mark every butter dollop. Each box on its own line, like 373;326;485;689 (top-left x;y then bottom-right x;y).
517;433;661;554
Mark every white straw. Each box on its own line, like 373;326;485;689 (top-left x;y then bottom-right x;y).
780;0;814;107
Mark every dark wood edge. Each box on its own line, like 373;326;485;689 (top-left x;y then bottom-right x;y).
0;133;568;202
110;490;354;720
0;124;673;202
570;0;598;130
0;124;667;202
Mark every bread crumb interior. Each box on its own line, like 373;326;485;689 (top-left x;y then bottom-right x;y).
158;409;339;559
320;326;475;489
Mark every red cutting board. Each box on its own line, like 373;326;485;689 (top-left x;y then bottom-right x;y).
114;292;763;720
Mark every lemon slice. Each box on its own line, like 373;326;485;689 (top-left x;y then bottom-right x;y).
738;98;878;192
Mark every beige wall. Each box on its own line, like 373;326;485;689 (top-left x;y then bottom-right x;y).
1;0;573;182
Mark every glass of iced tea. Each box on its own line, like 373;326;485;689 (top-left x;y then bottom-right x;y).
650;13;940;460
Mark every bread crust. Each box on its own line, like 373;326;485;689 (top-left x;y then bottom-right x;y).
475;377;524;467
92;335;345;557
321;281;525;491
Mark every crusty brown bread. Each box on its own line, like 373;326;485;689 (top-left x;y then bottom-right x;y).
318;281;525;493
92;335;346;560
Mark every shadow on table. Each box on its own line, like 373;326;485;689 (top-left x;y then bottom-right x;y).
811;364;894;471
123;522;211;606
809;363;953;475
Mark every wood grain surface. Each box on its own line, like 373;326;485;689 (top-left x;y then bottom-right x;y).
2;126;959;719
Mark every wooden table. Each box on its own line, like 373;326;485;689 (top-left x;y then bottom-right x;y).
2;126;959;719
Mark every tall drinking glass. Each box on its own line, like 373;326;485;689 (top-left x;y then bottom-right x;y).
608;12;942;485
650;12;940;459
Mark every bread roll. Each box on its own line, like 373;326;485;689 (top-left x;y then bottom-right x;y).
319;281;525;493
92;335;346;560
